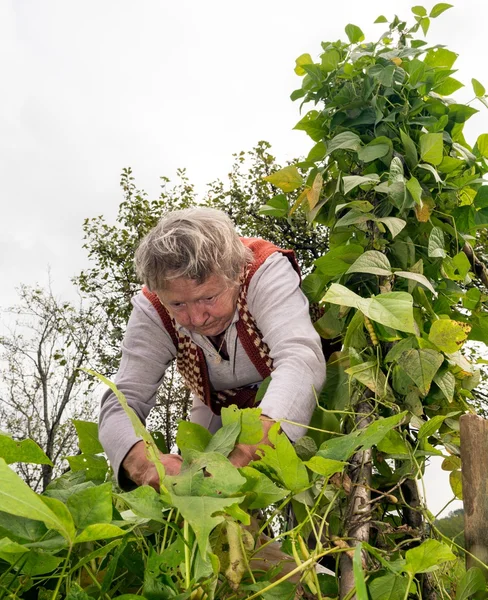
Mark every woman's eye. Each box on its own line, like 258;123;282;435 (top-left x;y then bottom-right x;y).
204;296;215;302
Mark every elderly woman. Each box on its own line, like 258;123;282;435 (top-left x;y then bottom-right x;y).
99;207;326;489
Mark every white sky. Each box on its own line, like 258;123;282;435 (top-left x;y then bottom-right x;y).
1;0;486;514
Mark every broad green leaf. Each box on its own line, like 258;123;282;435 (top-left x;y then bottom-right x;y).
75;523;127;544
434;369;456;402
346;361;394;399
306;141;327;163
456;567;486;600
400;349;444;396
170;493;244;557
240;466;288;509
0;434;52;466
0;544;63;575
326;131;362;155
420;133;443;165
345;23;365;43
435;77;464;96
418;415;448;439
400;130;418;170
321;49;340;72
395;271;436;294
377;217;407;239
430;3;453;18
405;390;424;416
429;319;469;353
374;15;388;23
335;209;372;228
368;573;409;600
346;250;392;276
323;284;416;334
357;413;407;451
357;143;390;163
336;200;374;214
255;426;309;493
72;420;104;455
116;485;167;522
319;432;362;461
205;421;241;456
403;539;455;575
305;456;346;478
476;133;488;158
67;482;113;529
66;454;108;482
442;455;461;471
420;16;430;36
472;78;486;98
263;165;303;193
221;405;264;445
377;429;410;456
176;420;212;454
450;470;463;499
259;194;289;218
412;5;427;16
353;544;368;600
315;244;364;277
294;53;313;76
428;227;446;258
69;538;123;573
385;338;417;363
406;176;422;204
0;459;75;542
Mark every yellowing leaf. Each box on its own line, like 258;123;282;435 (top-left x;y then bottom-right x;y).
307;172;323;209
414;197;435;222
289;187;309;216
264;165;303;193
294;53;313;76
392;57;403;66
429;319;470;353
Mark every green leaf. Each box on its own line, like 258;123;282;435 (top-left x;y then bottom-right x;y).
377;217;406;239
357;143;390;163
255;426;309;493
368;573;409;600
395;271;436;294
0;459;75;542
418;415;448;440
456;567;486;600
306;141;327;163
259;194;289;218
434;369;456;402
305;456;346;478
240;466;288;509
221;405;264;445
346;361;394;399
115;485;167;522
428;227;446;258
322;284;416;334
0;434;52;466
374;15;388;23
357;413;407;450
346;250;392;276
429;319;469;353
353;544;368;600
400;130;418;170
326;131;362;155
72;420;104;455
420;16;430;36
435;77;464;96
294;53;314;76
400;349;444;396
315;244;364;277
263;165;303;193
450;470;463;499
75;523;127;543
345;24;365;43
420;133;444;166
67;482;113;529
476;133;488;158
205;421;241;456
442;455;461;471
472;78;486;97
66;454;108;482
430;3;453;18
377;430;411;456
412;5;427;16
321;49;340;72
406;176;423;204
176;421;212;455
404;539;455;575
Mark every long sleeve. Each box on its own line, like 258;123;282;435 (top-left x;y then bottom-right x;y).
246;253;326;440
98;293;176;480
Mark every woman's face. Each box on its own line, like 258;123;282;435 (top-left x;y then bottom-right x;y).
156;274;240;337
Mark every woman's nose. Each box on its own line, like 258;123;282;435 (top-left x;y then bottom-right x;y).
187;304;208;327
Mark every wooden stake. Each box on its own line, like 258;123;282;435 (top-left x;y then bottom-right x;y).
460;414;488;576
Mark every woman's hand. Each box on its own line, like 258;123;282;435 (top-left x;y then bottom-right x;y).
122;440;183;490
228;415;277;469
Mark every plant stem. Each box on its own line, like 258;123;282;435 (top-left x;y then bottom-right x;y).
51;546;72;600
183;520;191;590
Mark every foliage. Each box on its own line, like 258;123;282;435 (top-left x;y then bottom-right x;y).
435;508;465;549
0;285;102;491
260;3;488;597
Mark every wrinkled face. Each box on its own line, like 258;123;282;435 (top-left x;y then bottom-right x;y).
157;274;240;336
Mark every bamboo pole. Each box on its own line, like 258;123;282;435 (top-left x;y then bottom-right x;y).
460;414;488;577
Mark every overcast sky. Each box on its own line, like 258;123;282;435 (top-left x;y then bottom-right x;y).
2;0;486;513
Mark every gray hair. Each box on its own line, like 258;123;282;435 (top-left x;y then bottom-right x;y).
134;207;253;291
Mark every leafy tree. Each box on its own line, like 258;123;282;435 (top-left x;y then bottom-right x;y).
0;285;101;490
262;4;488;596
